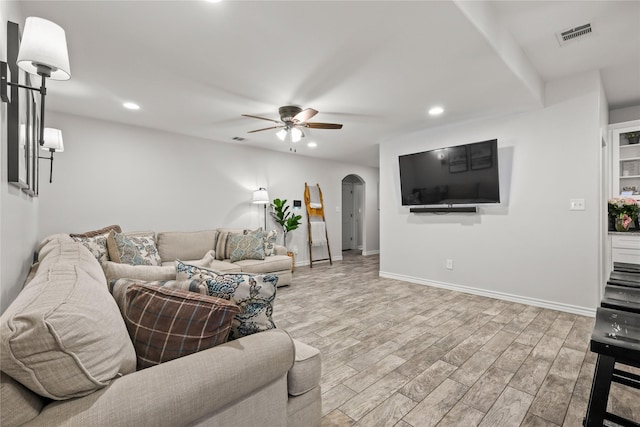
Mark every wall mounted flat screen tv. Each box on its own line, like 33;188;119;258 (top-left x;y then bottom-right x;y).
399;139;500;206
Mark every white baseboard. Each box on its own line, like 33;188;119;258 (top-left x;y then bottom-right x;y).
362;250;380;256
379;271;596;318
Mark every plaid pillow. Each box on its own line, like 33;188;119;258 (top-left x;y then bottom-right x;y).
109;278;208;315
175;261;277;340
122;284;240;370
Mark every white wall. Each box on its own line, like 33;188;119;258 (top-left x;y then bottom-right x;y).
379;71;603;316
0;4;40;314
610;105;640;124
38;112;379;267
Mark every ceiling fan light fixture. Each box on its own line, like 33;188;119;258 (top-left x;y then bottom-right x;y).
290;127;302;143
276;129;287;141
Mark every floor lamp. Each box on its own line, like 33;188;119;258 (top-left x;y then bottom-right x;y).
253;188;269;230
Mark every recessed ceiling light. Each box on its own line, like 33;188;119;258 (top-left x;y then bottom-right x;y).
428;106;444;116
206;0;222;3
307;142;317;148
123;102;140;110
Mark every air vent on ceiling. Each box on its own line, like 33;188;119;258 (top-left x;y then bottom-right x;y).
556;23;593;46
232;136;246;142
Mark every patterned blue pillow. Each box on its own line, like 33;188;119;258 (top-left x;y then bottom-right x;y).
175;261;277;340
228;231;265;262
263;230;277;256
107;231;161;266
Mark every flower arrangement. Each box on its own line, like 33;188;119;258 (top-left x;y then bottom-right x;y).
608;197;640;220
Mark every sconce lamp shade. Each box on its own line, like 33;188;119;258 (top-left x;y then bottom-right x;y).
41;128;64;152
17;17;71;80
252;188;269;204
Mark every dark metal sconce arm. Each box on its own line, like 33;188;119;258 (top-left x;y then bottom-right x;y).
38;150;55;184
1;61;48;147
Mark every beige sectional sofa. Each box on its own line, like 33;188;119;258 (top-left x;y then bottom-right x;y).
155;229;293;287
0;233;320;426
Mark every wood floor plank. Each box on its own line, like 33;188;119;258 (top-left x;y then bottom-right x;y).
436;402;485;426
478;386;534;427
398;359;458;402
461;366;514;413
274;253;638;427
340;371;409;422
353;392;416;427
403;379;469;427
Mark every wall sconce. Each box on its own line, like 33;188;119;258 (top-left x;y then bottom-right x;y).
1;17;71;147
252;187;270;230
38;128;64;183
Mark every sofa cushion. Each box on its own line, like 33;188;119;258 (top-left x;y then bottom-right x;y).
165;250;241;273
69;225;122;264
234;255;293;275
102;261;177;283
37;236;107;285
288;339;322;396
109;278;209;314
107;231;161;266
0;372;43;426
0;249;137;399
229;231;266;262
176;262;277;340
156;230;217;263
122;284;240;369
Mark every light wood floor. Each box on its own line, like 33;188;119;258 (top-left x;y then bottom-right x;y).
273;251;640;427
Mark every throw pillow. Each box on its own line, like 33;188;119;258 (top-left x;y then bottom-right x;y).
215;228;262;260
107;231;161;266
175;261;277;340
69;224;122;264
263;229;277;256
122;284;240;369
109;278;208;315
228;231;266;262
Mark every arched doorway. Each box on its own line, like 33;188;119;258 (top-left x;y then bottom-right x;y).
341;174;365;254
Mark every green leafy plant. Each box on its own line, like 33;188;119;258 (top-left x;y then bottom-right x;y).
271;198;302;247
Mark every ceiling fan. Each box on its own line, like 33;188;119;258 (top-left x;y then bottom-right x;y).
242;106;343;143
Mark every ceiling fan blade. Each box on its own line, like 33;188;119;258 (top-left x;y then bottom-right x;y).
247;125;284;133
242;114;282;125
293;108;318;123
304;122;343;129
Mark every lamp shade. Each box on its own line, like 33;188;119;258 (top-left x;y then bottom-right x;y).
17;17;71;80
252;188;269;204
276;129;287;141
41;128;64;152
290;127;302;143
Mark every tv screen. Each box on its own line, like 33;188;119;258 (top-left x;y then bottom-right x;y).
399;139;500;206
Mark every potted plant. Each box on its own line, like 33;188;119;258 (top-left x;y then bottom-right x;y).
271;198;302;247
625;132;640;145
608;197;640;231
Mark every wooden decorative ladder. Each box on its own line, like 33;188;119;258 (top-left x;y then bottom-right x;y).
304;183;332;268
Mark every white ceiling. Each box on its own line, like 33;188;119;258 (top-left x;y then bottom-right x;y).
15;0;640;168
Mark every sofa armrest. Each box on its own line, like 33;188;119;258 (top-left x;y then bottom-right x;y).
274;245;288;256
27;329;295;426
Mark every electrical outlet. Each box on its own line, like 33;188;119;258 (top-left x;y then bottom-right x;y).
446;259;453;270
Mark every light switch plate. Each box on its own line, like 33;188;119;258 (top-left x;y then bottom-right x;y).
570;199;585;211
